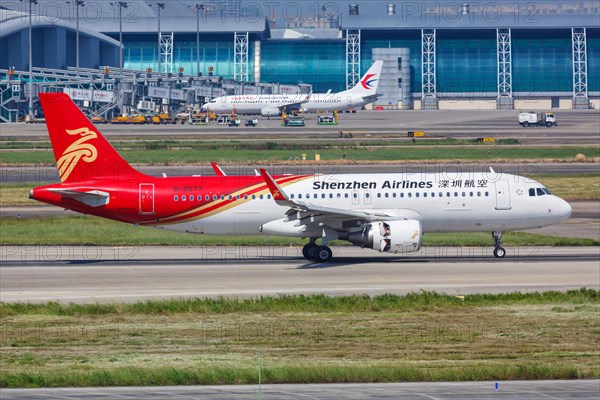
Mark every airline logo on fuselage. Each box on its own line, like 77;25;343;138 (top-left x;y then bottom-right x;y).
57;127;98;182
361;74;378;90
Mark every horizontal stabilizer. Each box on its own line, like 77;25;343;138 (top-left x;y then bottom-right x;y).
49;188;110;207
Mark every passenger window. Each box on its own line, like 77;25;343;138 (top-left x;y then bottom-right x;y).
174;195;179;201
221;195;225;200
345;193;349;198
454;192;458;197
228;195;233;200
290;194;295;199
252;195;256;199
536;188;546;196
244;195;248;200
267;195;272;199
182;195;187;201
190;195;195;201
298;194;302;199
485;192;489;196
329;193;333;199
213;195;217;200
477;192;481;197
529;188;536;197
260;194;264;199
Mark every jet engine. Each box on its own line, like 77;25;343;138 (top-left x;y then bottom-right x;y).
261;107;280;117
348;220;422;253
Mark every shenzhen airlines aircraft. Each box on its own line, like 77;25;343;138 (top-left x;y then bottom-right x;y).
202;61;383;116
31;93;572;262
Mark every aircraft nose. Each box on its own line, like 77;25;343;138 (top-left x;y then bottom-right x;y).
557;198;572;221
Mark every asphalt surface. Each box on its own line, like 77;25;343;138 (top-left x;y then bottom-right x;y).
3;162;599;184
1;246;598;304
3;109;600;145
1;380;599;400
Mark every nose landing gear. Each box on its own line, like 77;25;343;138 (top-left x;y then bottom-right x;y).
492;231;506;258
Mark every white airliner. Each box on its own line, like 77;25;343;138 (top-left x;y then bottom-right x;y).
202;61;383;116
33;93;573;263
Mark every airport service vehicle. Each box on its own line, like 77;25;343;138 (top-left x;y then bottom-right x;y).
518;112;557;127
245;119;258;127
284;116;305;127
202;61;383;116
31;93;572;262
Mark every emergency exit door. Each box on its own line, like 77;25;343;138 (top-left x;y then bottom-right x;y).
139;183;155;214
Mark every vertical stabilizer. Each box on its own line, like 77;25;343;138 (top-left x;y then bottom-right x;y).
39;93;143;183
347;60;383;95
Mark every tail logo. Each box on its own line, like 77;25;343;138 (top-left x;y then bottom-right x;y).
57;127;98;182
360;74;378;90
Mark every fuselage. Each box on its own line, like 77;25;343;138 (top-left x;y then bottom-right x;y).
31;172;572;237
203;91;369;115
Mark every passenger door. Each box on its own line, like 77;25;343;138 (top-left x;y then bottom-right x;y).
139;183;155;215
495;180;511;210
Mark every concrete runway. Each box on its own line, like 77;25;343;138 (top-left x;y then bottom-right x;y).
1;246;598;304
3;109;600;145
2;162;598;185
2;380;599;400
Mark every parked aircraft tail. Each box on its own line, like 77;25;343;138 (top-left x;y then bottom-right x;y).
347;60;383;95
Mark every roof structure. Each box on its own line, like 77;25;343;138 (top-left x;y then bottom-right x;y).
2;0;269;35
340;0;600;30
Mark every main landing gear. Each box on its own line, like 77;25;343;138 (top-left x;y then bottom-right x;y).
492;231;506;258
302;240;333;263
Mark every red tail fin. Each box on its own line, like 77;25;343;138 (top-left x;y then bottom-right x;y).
39;93;143;183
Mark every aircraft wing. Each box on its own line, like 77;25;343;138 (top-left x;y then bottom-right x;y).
278;93;311;113
260;169;397;222
49;188;110;207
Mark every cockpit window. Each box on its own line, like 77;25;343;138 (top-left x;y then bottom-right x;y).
529;188;536;197
543;188;552;195
536;188;546;196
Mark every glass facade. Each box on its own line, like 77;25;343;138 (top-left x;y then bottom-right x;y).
512;29;572;93
260;40;345;91
361;31;421;93
123;34;253;78
120;28;600;94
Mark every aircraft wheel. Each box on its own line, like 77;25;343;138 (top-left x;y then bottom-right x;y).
493;247;506;258
315;246;333;263
302;243;318;260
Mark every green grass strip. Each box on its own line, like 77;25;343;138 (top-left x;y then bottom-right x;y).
1;146;598;164
2;289;597;316
1;216;598;246
1;364;590;388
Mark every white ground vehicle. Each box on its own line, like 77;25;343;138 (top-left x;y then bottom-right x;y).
518;112;557;127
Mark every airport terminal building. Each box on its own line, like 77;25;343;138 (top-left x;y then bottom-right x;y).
1;0;599;119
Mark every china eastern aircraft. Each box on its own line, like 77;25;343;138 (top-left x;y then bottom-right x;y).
202;60;383;116
31;93;572;262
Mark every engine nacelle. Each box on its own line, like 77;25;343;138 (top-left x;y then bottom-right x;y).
261;107;280;117
349;220;422;253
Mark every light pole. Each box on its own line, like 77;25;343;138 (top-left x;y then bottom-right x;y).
67;0;84;76
155;3;165;74
20;0;37;121
190;4;204;76
110;1;127;69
